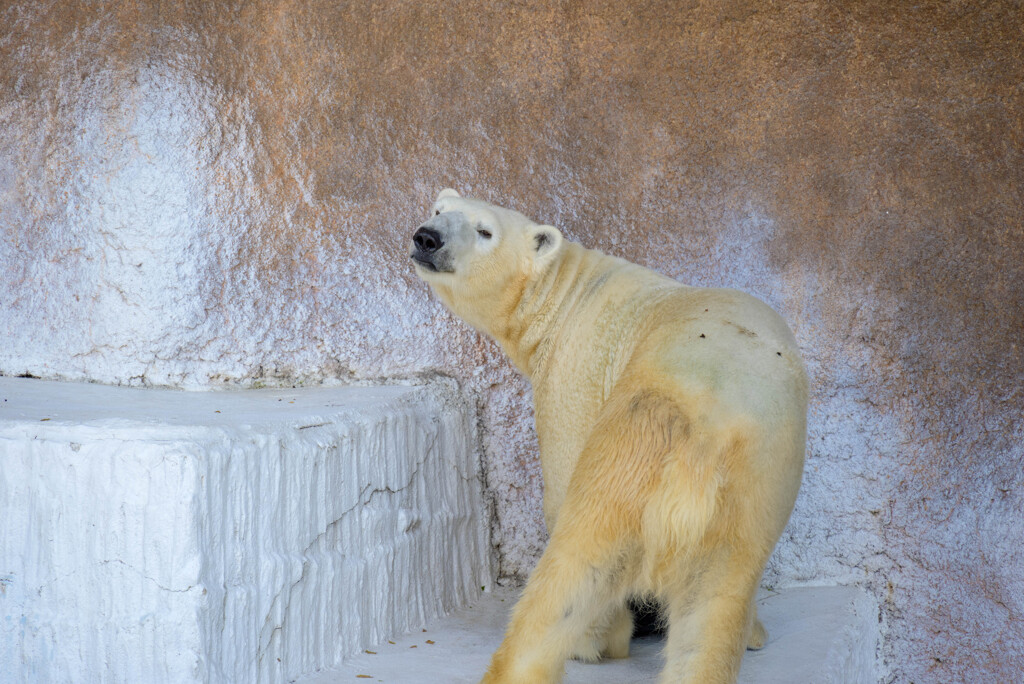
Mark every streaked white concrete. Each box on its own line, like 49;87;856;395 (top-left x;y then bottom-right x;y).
0;378;490;684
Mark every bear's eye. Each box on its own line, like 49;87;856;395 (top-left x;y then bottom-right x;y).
434;209;441;216
477;228;493;239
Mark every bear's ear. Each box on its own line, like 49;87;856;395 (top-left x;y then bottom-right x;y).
529;224;562;262
436;188;461;201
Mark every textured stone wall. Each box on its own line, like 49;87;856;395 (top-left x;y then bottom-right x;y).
1;2;1021;681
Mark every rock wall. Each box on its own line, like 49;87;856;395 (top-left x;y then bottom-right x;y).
1;2;1021;681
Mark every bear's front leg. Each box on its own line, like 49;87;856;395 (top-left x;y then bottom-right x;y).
569;602;633;662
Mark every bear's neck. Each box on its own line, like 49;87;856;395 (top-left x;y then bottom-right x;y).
494;241;605;378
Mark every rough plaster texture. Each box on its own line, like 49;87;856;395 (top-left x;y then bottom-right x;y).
1;2;1021;682
0;378;490;683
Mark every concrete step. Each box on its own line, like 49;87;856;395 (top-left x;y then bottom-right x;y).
0;377;490;684
301;585;879;684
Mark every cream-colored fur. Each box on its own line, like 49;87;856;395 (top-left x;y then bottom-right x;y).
410;190;807;684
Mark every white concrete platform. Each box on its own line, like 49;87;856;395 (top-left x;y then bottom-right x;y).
0;377;490;684
301;585;879;684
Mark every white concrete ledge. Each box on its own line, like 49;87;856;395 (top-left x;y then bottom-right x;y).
307;585;879;684
0;378;490;684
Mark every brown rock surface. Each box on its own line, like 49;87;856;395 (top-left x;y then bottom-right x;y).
2;2;1021;681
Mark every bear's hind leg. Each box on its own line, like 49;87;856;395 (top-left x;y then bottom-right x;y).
479;517;634;684
658;552;763;684
481;387;671;684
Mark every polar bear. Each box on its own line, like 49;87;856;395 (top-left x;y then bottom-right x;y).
410;189;807;684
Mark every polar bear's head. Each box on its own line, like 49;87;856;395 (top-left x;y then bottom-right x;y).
410;189;562;333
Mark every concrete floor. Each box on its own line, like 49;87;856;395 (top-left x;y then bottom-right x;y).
297;585;878;684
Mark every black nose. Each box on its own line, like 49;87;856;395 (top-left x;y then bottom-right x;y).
413;227;443;253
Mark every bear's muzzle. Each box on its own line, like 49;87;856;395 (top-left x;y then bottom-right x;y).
411;226;445;272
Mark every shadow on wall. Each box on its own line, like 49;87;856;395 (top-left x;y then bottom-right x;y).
0;2;1022;682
